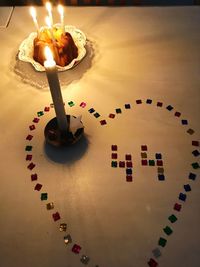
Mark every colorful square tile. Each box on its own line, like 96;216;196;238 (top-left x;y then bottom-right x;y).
64;234;72;244
174;203;182;212
25;145;32;151
141;160;148;166
141;152;147;158
29;125;35;131
33;118;40;123
168;214;177;223
111;161;118;168
126;168;132;175
136;99;142;104
181;119;188;125
41;193;48;200
174;111;181;117
148;258;158;267
94;112;100;118
126;161;133;168
119;161;125;168
126;175;133;182
166;105;173;111
179;193;187;201
26;135;33;141
31;173;38;181
59;223;67;232
34;183;42;191
152;248;161;258
44;106;50;112
26;154;32;161
191;162;199;169
111;145;118;151
80;102;86;108
146;99;152;104
116;108;122;114
88;108;95;113
37;111;44;117
27;163;35;170
141;145;148;151
80;255;90;264
125;154;132;161
157;102;163;107
192;141;199;146
155;153;162;159
158;237;167;247
157;160;163;166
111;153;118;159
192;150;200;157
109;113;115;119
100;120;107;125
188;172;196;180
157;167;164;174
163;226;173;235
158;174;165;181
184;184;191;192
149;160;155;166
52;212;61;221
125;104;131;109
72;244;81;254
46;202;54;210
187;128;195;135
68;101;75;107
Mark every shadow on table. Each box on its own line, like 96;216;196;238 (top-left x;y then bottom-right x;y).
43;134;89;164
13;39;95;90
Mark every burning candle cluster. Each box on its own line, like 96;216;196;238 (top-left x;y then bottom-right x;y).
30;2;78;68
30;2;65;37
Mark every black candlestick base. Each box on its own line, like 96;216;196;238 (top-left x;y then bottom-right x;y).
44;115;84;147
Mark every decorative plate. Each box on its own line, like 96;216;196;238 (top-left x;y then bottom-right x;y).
18;24;87;72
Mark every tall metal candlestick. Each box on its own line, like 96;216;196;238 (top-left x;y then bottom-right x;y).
44;46;68;133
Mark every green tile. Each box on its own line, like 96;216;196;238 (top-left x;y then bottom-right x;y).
37;111;44;117
163;226;173;236
168;214;177;223
111;161;118;168
41;193;48;201
191;162;199;169
158;237;167;247
25;145;32;151
149;160;155;166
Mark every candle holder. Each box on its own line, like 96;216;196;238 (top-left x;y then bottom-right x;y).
44;115;84;147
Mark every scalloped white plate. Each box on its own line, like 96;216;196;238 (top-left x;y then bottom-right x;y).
18;24;87;72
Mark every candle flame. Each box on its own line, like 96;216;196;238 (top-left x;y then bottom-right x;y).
30;6;36;19
45;2;52;12
45;16;51;28
44;46;54;62
57;4;64;16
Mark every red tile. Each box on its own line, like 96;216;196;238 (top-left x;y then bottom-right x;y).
126;161;133;168
111;153;118;159
174;203;182;212
119;161;125;168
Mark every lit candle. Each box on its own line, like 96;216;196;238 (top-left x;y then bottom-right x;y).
44;46;68;133
45;1;53;26
57;4;65;34
30;6;39;36
45;16;55;42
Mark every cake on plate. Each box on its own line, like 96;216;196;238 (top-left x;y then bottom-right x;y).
33;27;78;67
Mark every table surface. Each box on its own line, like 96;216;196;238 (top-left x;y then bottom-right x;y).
0;6;199;267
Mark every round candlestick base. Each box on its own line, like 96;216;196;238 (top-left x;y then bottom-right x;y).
44;115;84;147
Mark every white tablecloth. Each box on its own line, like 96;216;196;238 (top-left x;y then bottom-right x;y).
0;6;199;267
